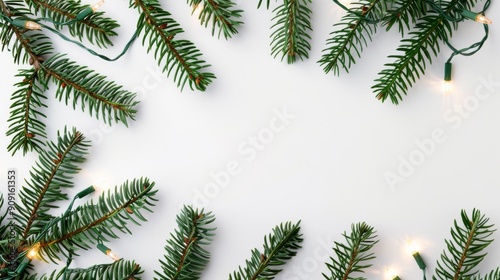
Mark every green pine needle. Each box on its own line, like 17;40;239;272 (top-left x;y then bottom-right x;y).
40;54;139;126
229;221;303;280
433;209;496;280
323;222;378;280
154;206;216;280
187;0;243;39
270;0;312;64
318;0;382;75
6;68;48;155
15;127;89;247
24;0;119;48
131;0;216;91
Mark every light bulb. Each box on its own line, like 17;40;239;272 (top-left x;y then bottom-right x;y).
476;14;492;24
443;80;452;95
25;21;42;30
385;268;401;280
107;250;120;261
92;0;105;12
461;10;492;24
11;19;42;30
407;239;419;255
27;243;40;259
97;243;120;261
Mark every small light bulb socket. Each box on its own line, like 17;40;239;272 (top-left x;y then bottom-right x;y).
11;19;41;30
461;10;479;21
444;62;452;82
75;186;96;199
97;243;111;255
14;257;31;274
412;252;427;270
76;7;93;21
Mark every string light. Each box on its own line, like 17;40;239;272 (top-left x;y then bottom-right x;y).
97;243;120;261
407;239;426;270
11;19;42;30
461;10;492;24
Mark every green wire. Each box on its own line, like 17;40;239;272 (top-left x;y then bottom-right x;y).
445;0;491;64
40;22;141;62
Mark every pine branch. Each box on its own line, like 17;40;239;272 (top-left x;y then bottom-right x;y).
24;0;119;48
6;68;48;155
187;0;243;39
38;260;143;280
270;0;312;64
372;12;451;104
229;221;303;280
154;205;216;280
318;0;382;75
15;127;89;246
37;178;157;262
0;0;54;65
433;209;495;280
323;222;378;280
130;0;215;91
40;54;139;126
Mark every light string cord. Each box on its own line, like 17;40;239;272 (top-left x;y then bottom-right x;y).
40;22;141;62
445;0;491;64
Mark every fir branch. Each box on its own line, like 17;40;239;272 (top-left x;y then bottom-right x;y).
154;206;216;280
318;0;382;75
433;209;495;280
229;221;303;280
6;68;48;155
15;127;89;246
40;54;139;126
270;0;312;64
323;222;378;280
24;0;119;48
38;260;143;280
37;178;157;262
187;0;243;39
130;0;215;91
373;12;451;104
0;0;54;65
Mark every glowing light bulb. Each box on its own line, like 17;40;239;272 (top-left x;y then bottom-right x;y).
97;244;120;261
27;243;40;259
407;239;419;255
92;0;105;12
407;238;427;270
385;268;401;280
476;14;492;24
107;250;120;261
443;80;453;95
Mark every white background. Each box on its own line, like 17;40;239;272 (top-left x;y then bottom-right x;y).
1;0;499;279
